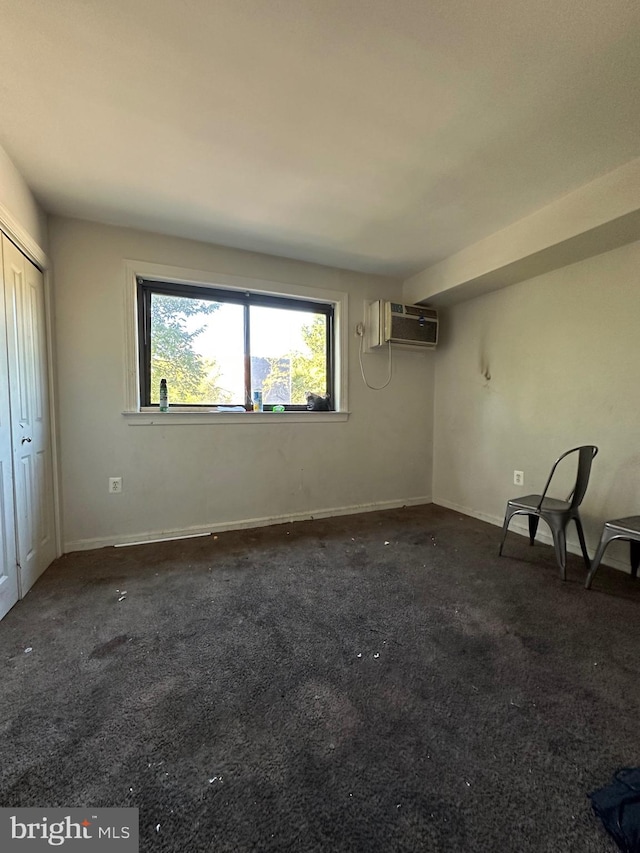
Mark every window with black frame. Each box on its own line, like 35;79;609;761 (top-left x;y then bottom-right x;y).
137;279;334;410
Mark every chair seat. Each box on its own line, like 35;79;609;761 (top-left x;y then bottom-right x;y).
508;494;571;513
602;516;640;536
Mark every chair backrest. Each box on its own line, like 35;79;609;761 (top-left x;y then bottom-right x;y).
538;445;598;509
570;445;599;508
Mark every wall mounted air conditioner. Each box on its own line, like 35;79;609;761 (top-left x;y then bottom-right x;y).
368;301;438;349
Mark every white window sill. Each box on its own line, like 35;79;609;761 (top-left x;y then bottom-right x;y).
122;410;350;425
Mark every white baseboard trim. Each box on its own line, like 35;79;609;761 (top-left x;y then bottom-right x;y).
434;497;632;575
63;495;433;553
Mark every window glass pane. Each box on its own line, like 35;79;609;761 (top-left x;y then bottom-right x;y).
250;306;327;405
150;294;245;405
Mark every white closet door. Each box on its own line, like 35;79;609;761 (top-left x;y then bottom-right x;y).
0;239;18;619
2;235;56;596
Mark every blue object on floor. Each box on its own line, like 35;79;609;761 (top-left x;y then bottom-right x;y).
589;768;640;853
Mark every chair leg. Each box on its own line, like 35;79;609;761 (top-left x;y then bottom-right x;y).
574;517;590;570
551;527;567;581
630;540;640;580
585;532;612;589
528;515;539;546
498;509;512;556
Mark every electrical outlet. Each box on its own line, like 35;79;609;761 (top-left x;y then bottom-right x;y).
109;477;122;494
355;322;365;337
513;470;524;487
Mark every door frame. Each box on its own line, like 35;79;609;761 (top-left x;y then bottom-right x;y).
0;203;62;576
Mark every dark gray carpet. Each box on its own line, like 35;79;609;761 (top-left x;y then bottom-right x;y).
1;505;639;852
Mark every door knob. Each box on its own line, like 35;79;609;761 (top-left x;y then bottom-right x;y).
21;437;32;444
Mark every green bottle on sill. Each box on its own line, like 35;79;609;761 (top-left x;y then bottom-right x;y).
159;378;169;412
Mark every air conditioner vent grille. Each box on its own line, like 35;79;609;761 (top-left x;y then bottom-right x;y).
390;315;438;345
403;305;437;319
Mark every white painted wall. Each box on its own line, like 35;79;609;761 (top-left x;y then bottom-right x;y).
0;144;48;252
432;239;640;571
49;217;434;551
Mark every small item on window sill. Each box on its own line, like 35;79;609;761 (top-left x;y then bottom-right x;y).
306;392;331;411
159;378;169;412
252;390;263;412
215;406;246;412
273;405;285;412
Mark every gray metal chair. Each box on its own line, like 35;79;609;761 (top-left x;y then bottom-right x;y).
498;445;598;580
585;516;640;589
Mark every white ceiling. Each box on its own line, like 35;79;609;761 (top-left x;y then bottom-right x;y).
1;0;639;277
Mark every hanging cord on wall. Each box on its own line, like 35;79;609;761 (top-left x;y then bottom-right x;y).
358;328;393;390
